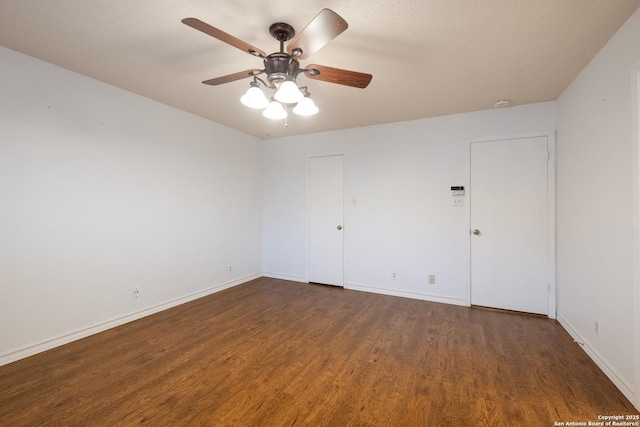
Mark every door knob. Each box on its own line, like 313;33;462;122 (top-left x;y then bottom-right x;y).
337;225;343;230
472;229;480;235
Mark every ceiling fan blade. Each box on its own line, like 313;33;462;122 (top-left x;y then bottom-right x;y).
303;64;372;88
182;18;266;58
202;69;264;86
286;9;348;60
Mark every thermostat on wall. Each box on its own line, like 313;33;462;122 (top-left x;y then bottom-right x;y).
451;186;465;196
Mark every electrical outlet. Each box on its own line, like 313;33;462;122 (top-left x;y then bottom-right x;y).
429;275;436;285
228;265;233;273
392;271;397;280
132;288;139;300
594;319;600;335
452;196;464;207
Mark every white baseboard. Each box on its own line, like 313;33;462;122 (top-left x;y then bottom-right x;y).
0;273;261;367
556;313;635;405
261;272;308;283
346;283;467;307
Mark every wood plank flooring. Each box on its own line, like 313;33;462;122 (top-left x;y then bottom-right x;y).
0;277;637;426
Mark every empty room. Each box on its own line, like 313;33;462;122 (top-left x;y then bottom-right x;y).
1;1;640;425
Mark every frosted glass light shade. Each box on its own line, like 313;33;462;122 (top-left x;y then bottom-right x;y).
293;96;319;116
262;101;288;120
274;80;303;104
240;86;269;109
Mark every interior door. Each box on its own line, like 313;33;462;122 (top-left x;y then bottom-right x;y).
470;136;550;315
308;155;344;286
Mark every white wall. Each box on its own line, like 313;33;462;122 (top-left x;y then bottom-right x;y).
263;102;556;305
556;9;640;407
0;46;263;365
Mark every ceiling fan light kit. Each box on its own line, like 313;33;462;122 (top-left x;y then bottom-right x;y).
182;9;372;124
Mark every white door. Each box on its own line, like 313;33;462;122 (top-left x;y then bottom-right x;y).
308;155;344;286
470;137;550;315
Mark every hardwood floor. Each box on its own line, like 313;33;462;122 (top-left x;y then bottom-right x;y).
0;277;637;426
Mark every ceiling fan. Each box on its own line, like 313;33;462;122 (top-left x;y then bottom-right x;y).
182;9;372;119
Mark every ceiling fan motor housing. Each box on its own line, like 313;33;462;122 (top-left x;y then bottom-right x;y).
265;53;300;87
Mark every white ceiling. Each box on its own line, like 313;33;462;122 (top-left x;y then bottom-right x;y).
1;1;639;139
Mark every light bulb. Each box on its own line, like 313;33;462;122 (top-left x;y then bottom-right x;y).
240;85;269;109
293;96;319;116
274;80;303;104
262;101;288;120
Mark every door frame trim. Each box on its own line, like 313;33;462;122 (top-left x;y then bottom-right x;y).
464;131;556;319
305;154;347;287
632;66;640;410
